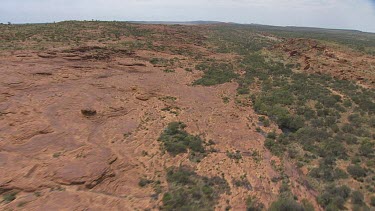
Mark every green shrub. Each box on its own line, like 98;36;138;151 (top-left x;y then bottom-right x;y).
301;199;315;211
193;68;238;86
246;196;264;211
351;191;364;205
267;131;277;139
2;192;17;203
317;185;351;209
158;122;206;159
359;140;374;157
233;177;252;190
195;62;210;71
193;63;238;86
163;69;175;73
268;197;304;211
370;196;375;206
347;165;366;180
17;201;28;207
348;114;363;126
341;133;358;145
310;165;348;182
343;99;352;107
369;117;375;127
222;96;230;104
237;86;250;95
161;166;230;210
226;150;242;160
138;178;153;187
263;119;271;127
150;57;168;65
264;138;284;156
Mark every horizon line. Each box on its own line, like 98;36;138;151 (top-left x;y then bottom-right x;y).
1;19;374;34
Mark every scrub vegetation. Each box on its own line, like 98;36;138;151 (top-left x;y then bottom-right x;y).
1;20;374;210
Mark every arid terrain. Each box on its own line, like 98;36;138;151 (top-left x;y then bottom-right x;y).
0;21;374;210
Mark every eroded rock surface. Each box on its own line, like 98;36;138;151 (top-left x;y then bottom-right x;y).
3;23;373;210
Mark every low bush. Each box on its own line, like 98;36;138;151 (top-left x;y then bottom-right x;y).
138;178;153;187
150;57;168;65
163;68;175;73
268;196;304;211
359;140;374;157
317;185;351;209
194;68;238;86
351;191;364;205
158;122;206;159
264;138;284;156
246;196;264;211
370;196;375;207
233;177;252;190
226;150;242;160
193;63;238;86
2;192;17;203
161;166;230;210
347;165;366;180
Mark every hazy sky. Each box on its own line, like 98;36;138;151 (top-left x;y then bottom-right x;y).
1;0;375;32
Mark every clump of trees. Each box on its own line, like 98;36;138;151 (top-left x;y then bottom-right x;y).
161;166;230;210
317;185;351;210
268;197;306;211
245;196;264;211
158;122;206;161
193;62;238;86
347;165;366;180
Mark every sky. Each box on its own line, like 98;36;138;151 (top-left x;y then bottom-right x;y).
1;0;375;32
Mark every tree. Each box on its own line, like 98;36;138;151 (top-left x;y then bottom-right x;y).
351;191;364;205
269;197;304;211
347;165;366;179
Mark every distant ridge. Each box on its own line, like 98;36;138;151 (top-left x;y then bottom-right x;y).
5;20;373;34
127;21;372;34
128;21;223;25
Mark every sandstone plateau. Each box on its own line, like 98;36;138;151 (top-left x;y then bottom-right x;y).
0;21;374;211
